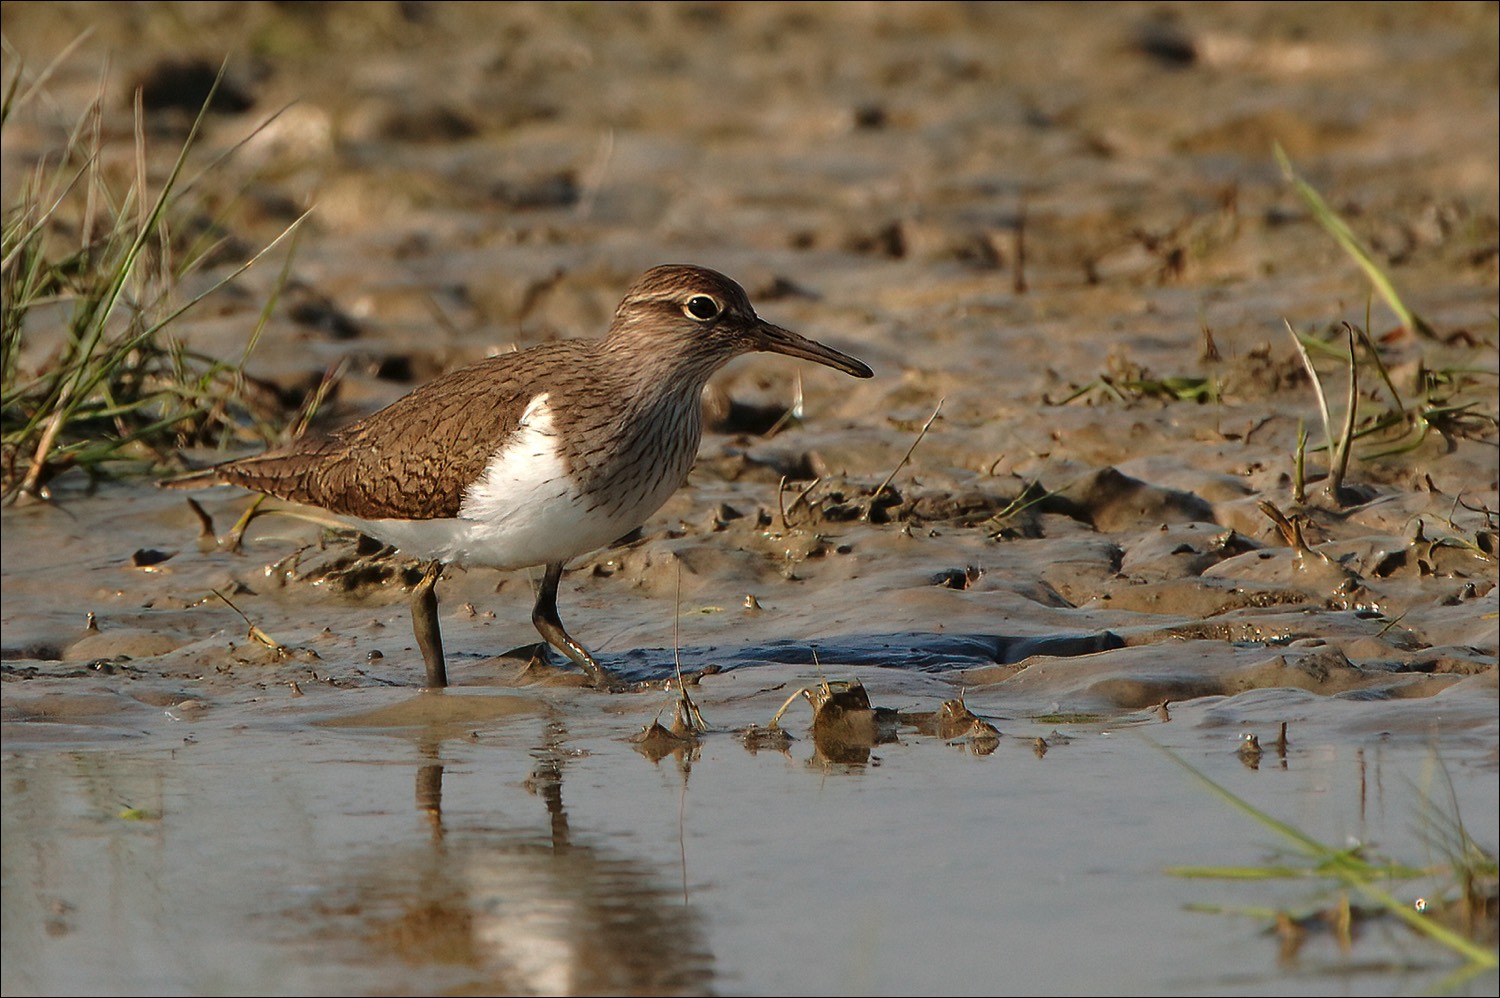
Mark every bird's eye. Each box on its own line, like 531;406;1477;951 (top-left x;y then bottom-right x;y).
683;295;722;321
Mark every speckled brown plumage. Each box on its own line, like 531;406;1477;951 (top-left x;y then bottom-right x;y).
210;343;600;520
200;265;870;522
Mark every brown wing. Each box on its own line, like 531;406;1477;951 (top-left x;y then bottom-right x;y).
212;342;600;520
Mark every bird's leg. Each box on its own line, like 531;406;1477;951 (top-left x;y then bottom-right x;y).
412;559;448;689
532;561;624;691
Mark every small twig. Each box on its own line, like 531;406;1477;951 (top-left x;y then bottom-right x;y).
17;405;69;499
1293;418;1308;504
1286;319;1335;468
1330;322;1359;502
868;397;943;516
1286;320;1361;505
211;587;285;653
783;475;824;529
669;561;706;733
985;476;1075;536
768;649;829;729
1259;499;1302;550
288;359;347;442
235;203;309;374
1375;610;1409;638
769;687;803;729
762;372;805;438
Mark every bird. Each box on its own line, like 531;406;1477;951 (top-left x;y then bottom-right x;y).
170;264;873;689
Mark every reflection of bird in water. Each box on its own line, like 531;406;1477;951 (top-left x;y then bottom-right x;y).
297;737;713;994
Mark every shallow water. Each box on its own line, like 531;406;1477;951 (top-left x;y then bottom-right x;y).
4;656;1497;996
3;2;1498;994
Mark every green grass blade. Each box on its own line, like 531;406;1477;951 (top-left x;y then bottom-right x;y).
1150;738;1498;967
1275;143;1436;339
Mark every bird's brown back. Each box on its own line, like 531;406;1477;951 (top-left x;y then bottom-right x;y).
212;341;610;520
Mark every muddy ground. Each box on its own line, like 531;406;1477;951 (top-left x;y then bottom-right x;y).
2;3;1497;995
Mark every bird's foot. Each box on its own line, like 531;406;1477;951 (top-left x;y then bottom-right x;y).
412;560;448;689
582;660;636;694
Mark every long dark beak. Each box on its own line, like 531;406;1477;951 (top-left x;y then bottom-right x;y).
755;321;874;378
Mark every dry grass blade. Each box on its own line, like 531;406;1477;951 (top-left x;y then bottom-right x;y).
1292;417;1308;503
669;562;707;734
0;28;95;127
1332;323;1359;498
762;371;804;438
867;397;943;515
211;587;285;653
1286;319;1335;471
1285;319;1360;505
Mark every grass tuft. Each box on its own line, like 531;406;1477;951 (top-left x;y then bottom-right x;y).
1152;739;1498;970
1;53;304;503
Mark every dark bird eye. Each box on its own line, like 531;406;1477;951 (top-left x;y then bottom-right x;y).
684;295;721;321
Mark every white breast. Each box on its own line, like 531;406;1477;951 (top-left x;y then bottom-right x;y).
349;392;686;570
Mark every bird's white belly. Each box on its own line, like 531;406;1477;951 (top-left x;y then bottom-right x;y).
348;392;684;570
